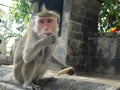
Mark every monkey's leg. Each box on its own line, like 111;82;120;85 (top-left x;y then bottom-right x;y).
23;74;41;89
22;63;41;90
13;62;24;84
22;73;42;90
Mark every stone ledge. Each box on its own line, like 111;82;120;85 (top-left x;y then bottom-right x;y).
0;66;120;90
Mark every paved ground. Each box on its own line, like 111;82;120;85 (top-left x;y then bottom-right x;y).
0;65;120;90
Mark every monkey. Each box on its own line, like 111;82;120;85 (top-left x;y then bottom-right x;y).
13;5;75;90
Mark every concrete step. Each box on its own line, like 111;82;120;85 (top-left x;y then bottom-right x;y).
0;66;120;90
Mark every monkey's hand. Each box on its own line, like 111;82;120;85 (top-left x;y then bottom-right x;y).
43;35;57;45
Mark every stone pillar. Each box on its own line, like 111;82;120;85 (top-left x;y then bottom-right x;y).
54;0;72;64
65;0;101;72
0;34;7;64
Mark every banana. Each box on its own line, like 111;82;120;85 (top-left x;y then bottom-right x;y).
57;67;74;76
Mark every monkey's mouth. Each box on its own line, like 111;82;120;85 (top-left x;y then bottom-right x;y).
41;33;54;38
45;33;53;36
41;33;51;38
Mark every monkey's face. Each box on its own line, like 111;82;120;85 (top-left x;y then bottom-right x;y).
37;17;57;38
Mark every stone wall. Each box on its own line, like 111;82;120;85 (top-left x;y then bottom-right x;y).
65;0;101;72
54;0;72;63
87;33;120;75
0;34;7;64
0;34;6;55
62;0;120;76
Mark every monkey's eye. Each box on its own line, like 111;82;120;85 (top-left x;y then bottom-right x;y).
47;19;53;23
39;19;44;23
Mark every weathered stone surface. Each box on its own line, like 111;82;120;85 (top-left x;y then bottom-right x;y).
68;39;80;49
69;22;82;33
53;0;72;64
66;0;100;71
70;32;83;40
0;66;120;90
87;34;120;75
66;55;80;65
0;34;6;55
0;56;13;65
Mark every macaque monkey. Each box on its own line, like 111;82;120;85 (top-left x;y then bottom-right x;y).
13;5;74;89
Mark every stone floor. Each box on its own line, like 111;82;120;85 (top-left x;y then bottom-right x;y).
0;65;120;90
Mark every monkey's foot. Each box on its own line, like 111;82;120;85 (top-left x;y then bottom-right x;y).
23;83;41;90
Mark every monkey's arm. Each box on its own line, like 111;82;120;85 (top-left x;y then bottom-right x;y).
23;40;46;63
50;56;75;75
51;56;67;68
23;33;56;63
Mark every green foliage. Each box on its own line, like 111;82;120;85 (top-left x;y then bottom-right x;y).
0;12;22;43
98;0;120;33
0;0;32;43
9;0;32;32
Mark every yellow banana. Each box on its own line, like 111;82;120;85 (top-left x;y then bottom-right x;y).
57;67;74;76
